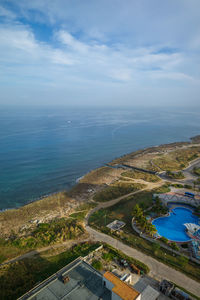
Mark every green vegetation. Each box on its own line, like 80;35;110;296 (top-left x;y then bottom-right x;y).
69;202;97;221
92;259;103;270
153;184;170;194
170;242;180;251
103;244;149;274
89;190;200;282
152;242;160;254
193;167;200;176
152;147;200;171
153;196;168;214
0;242;100;300
69;211;87;220
0;218;84;263
166;171;185;179
184;184;193;189
178;255;189;267
93;182;145;202
121;170;160;182
172;282;200;300
133;204;157;236
79;166;123;185
170;183;184;188
102;251;114;262
159;236;169;244
0;191;72;237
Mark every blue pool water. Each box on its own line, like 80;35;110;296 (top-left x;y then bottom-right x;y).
152;207;199;242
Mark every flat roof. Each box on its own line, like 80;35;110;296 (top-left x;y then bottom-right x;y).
104;271;140;300
19;258;111;300
141;285;160;300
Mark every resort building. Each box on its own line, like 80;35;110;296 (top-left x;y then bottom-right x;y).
103;271;141;300
154;191;200;207
19;258;111;300
19;257;161;300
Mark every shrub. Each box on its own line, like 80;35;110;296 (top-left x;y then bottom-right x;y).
102;252;114;262
93;182;145;202
92;259;103;271
170;242;180;251
160;236;168;244
103;244;149;274
184;184;192;189
178;256;189;267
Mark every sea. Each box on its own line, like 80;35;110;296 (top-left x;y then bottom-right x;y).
0;105;200;210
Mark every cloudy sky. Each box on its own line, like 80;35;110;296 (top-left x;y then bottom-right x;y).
0;0;200;106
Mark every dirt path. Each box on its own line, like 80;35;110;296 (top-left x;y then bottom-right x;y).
84;175;200;298
0;235;90;266
85;181;163;223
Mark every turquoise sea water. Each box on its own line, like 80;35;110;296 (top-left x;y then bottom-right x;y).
0;106;200;210
152;207;199;242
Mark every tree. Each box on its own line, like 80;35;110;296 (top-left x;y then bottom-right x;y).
170;242;180;251
146;223;157;237
132;204;143;218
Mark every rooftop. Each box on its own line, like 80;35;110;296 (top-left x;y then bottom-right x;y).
19;258;111;300
140;285;160;300
107;220;126;231
104;271;140;300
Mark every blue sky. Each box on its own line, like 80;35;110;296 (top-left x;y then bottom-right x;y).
0;0;200;106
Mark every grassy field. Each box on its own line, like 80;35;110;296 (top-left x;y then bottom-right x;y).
0;201;97;263
166;171;185;179
0;191;74;237
0;218;85;263
152;147;200;171
93;181;146;202
69;202;97;220
121;170;161;182
80;166;123;185
89;188;200;282
0;242;100;300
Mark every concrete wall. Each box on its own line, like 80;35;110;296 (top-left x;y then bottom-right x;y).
103;278;114;292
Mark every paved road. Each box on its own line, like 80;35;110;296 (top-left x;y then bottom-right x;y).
84;173;200;298
158;157;200;186
2;158;200;297
86;225;200;297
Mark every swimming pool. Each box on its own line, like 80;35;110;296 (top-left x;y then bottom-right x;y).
152;207;199;242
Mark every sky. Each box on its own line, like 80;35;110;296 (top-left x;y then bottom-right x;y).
0;0;200;107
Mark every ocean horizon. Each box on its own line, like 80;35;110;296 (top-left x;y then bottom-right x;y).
1;105;200;210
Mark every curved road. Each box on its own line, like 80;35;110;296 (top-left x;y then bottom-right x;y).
85;225;200;297
85;179;200;297
1;164;200;297
158;157;200;186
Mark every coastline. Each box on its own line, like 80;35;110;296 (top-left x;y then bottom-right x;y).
0;134;200;237
1;134;200;213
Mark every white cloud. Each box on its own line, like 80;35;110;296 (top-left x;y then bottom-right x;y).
0;1;200;106
0;25;73;66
